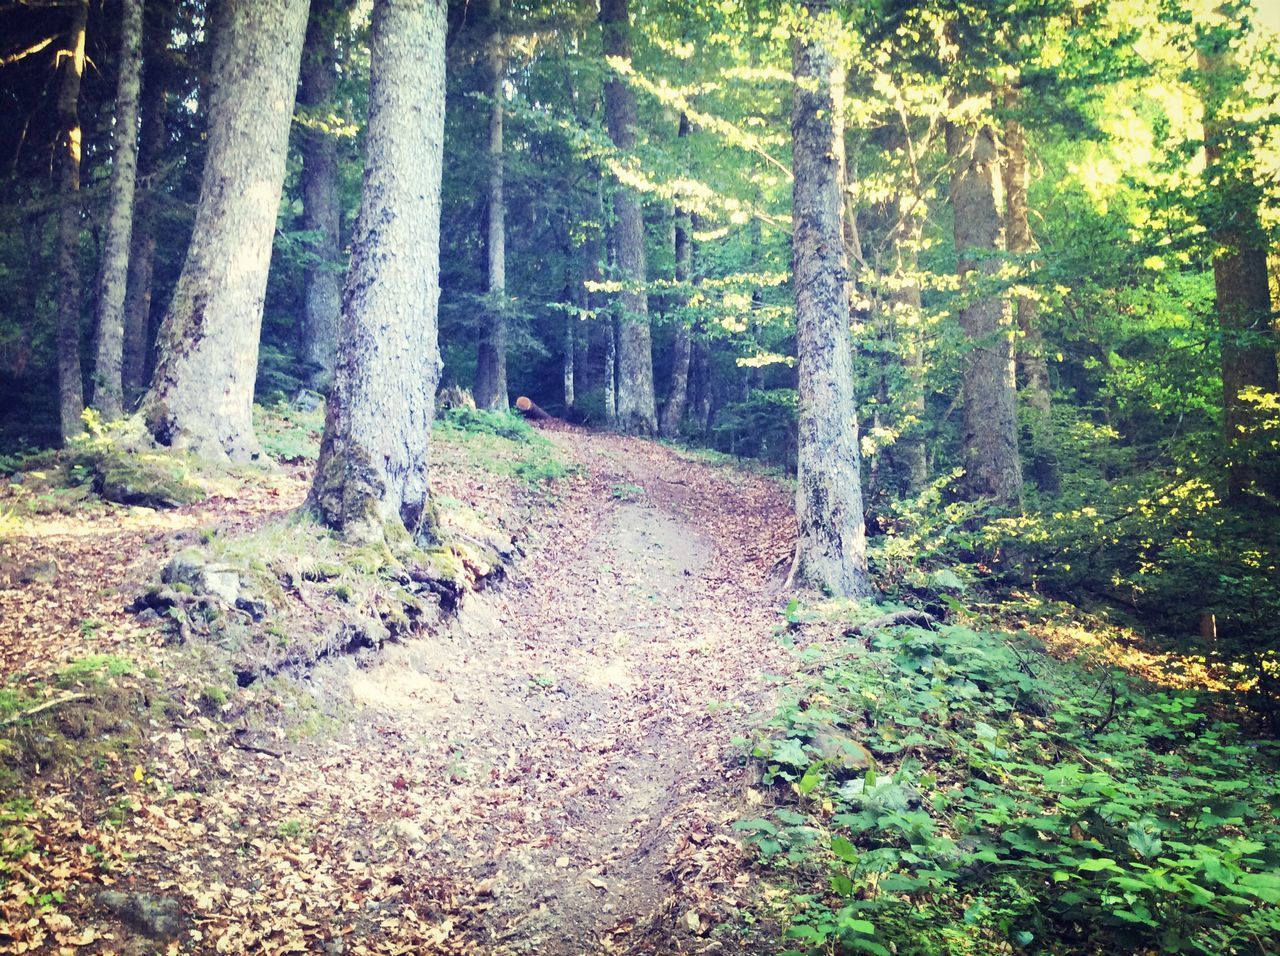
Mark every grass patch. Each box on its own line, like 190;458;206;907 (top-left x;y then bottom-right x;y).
741;607;1280;955
255;400;325;463
434;407;570;486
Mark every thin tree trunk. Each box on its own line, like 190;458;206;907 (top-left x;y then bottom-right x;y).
1003;107;1058;492
141;0;310;462
946;118;1023;508
786;0;869;597
91;0;144;420
474;0;509;410
659;179;693;437
309;0;446;545
299;0;348;391
55;0;89;443
600;0;656;434
563;239;577;409
122;2;170;403
1198;38;1280;502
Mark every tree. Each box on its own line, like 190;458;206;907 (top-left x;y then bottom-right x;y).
659;114;693;440
298;0;350;391
309;0;447;545
600;0;656;434
474;0;509;410
55;0;89;443
947;114;1023;508
91;0;145;420
786;0;869;597
141;0;310;462
122;0;175;401
1197;8;1280;503
1003;101;1058;491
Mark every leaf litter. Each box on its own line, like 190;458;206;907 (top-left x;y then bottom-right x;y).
1;427;801;953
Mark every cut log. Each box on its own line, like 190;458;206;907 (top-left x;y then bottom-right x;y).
515;396;552;420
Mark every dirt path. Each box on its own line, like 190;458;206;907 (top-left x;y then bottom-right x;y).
3;429;800;954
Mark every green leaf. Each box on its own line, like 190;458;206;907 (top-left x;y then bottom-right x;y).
831;835;858;864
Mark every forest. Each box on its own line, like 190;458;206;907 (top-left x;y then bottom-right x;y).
0;0;1278;952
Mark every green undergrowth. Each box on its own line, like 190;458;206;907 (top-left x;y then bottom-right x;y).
0;411;206;514
253;399;572;488
254;398;326;463
741;606;1280;955
434;406;571;485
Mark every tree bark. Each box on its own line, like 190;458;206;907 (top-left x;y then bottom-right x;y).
659;116;693;440
122;0;172;403
786;0;869;597
55;0;89;443
474;0;509;410
299;0;348;391
140;0;309;462
91;0;145;420
1002;107;1058;492
309;0;446;545
600;0;656;434
947;118;1023;508
1198;37;1280;502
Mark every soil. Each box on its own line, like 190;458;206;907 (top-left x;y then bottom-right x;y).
0;427;804;954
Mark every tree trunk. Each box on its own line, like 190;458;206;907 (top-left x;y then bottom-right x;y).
474;0;509;410
122;1;171;403
1003;107;1058;492
600;0;656;435
946;118;1023;508
55;0;89;443
299;0;348;391
659;117;693;440
1198;38;1280;502
308;0;446;545
141;0;309;462
886;202;928;495
91;0;144;420
786;0;869;597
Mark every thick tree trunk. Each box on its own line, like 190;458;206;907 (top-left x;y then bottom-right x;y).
140;0;309;462
1003;109;1058;492
56;0;89;444
309;0;446;545
299;0;348;391
600;0;656;435
946;119;1023;508
90;0;144;420
474;0;509;410
1198;42;1280;502
786;1;869;597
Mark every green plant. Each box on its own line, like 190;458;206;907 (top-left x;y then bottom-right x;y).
741;618;1280;955
609;481;645;502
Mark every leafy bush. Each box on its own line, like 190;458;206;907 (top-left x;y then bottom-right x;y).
742;617;1280;955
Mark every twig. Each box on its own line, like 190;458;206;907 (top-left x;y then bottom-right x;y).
1;692;87;727
230;733;283;759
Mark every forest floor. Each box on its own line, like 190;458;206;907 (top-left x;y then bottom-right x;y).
0;422;821;954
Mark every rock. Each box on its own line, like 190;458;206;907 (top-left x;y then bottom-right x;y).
97;890;185;939
97;453;203;509
162;549;240;605
810;728;873;773
19;560;58;585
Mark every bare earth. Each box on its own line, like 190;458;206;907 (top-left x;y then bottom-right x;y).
1;428;804;954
